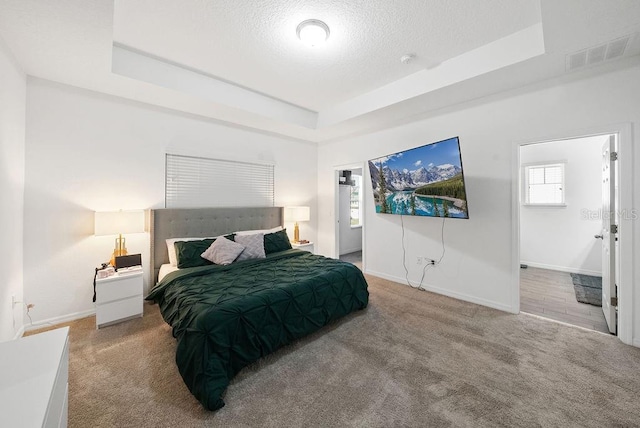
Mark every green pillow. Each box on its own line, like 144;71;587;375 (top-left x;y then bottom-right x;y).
174;234;235;268
264;229;292;254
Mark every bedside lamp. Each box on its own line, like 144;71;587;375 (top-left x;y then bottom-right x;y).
95;210;145;266
284;206;310;244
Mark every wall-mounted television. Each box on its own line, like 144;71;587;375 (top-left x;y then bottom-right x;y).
368;137;469;219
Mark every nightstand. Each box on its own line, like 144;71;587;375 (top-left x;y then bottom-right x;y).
291;242;314;254
95;270;143;329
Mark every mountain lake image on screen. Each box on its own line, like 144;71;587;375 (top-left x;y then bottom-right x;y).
368;137;469;219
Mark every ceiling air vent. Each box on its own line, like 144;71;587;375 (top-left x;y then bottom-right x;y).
586;44;606;65
605;36;629;60
567;51;587;70
566;34;631;72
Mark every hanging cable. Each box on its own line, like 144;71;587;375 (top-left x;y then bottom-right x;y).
401;214;425;290
400;213;447;290
436;215;446;264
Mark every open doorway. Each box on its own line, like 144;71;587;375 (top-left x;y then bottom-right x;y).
518;134;617;334
336;168;364;269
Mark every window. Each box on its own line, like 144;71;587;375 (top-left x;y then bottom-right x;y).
523;162;565;205
166;154;274;208
350;175;363;227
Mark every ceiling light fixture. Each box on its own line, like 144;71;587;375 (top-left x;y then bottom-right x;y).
296;19;330;47
400;54;416;64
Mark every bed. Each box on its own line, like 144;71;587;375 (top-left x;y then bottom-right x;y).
146;207;369;410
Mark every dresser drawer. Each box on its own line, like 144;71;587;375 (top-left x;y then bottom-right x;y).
44;335;69;428
96;274;142;303
96;296;143;327
59;384;68;428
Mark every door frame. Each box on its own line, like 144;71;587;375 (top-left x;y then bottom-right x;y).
601;135;617;334
333;163;367;270
511;123;633;345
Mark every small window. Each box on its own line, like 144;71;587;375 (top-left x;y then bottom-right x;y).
523;163;565;206
350;175;363;227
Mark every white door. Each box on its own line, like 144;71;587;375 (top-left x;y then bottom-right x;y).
600;136;617;334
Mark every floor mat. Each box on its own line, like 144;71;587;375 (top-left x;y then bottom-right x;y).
570;273;602;306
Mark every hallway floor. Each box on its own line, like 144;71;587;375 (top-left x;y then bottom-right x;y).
339;250;362;270
520;267;610;334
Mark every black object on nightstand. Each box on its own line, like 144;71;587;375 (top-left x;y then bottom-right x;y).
115;253;142;270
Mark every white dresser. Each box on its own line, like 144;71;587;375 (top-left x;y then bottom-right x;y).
95;269;143;328
0;327;70;427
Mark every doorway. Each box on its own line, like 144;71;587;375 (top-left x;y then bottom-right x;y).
518;134;617;334
335;167;364;270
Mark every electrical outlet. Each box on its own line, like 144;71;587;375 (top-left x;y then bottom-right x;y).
416;257;423;265
430;259;436;265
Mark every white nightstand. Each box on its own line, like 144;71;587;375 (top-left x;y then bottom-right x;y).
95;269;143;329
291;242;314;254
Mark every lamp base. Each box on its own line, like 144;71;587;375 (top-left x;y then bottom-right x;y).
109;249;129;267
109;235;128;266
293;222;300;244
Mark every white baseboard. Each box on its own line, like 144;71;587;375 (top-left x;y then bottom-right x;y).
520;261;602;276
633;338;640;348
12;325;25;340
364;269;513;313
24;308;95;332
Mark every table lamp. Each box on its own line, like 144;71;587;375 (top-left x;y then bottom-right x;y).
94;210;145;266
284;206;310;243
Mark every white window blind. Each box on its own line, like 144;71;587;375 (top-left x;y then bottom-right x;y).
524;163;565;205
165;154;274;208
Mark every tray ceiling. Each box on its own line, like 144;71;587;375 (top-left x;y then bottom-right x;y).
0;0;639;143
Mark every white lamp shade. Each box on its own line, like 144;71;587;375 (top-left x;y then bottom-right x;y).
284;206;310;222
94;210;145;236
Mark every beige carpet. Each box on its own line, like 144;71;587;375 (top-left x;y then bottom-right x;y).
34;275;640;427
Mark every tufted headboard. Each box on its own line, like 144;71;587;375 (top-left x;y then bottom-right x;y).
150;207;283;283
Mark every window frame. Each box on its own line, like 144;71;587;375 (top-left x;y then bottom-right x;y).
521;161;567;207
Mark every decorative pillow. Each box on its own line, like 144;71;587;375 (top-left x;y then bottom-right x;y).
173;234;235;268
264;229;292;254
235;226;283;236
235;233;266;262
201;236;245;265
166;237;207;266
174;239;216;269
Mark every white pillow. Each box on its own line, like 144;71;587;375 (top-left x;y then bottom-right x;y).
201;236;245;265
235;233;266;261
166;236;218;266
235;226;282;236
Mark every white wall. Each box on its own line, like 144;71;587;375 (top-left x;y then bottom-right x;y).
0;37;26;341
23;78;318;325
520;135;606;275
317;62;640;343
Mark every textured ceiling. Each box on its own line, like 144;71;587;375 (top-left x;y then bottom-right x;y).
113;0;541;111
0;1;639;143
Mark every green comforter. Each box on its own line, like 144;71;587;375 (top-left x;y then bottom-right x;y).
146;249;369;410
